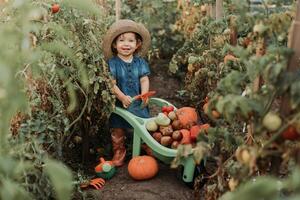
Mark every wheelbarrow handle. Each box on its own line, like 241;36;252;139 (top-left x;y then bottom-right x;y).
132;91;156;102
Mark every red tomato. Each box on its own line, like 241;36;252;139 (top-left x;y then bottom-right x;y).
51;4;60;14
190;125;202;142
166;106;174;113
282;126;300;141
180;129;191;144
161;106;169;113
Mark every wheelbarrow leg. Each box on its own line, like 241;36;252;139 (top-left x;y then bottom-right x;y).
182;157;196;183
132;130;141;156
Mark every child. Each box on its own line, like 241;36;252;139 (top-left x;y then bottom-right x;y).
102;19;151;166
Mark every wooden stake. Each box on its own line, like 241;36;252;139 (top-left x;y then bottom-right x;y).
115;0;121;21
216;0;223;20
208;4;216;19
280;0;300;116
248;37;266;143
253;37;266;92
229;16;237;46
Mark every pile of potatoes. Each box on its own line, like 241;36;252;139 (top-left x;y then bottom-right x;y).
145;106;209;149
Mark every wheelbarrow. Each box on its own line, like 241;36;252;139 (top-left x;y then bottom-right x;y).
112;97;200;185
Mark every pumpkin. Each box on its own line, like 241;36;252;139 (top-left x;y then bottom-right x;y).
128;156;158;180
179;129;192;144
176;107;198;128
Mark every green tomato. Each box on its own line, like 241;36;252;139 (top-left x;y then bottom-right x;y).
262;112;282;132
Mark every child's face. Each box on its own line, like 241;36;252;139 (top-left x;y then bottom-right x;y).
114;32;140;58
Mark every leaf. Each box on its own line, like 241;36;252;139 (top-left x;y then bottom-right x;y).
62;0;103;18
218;71;244;94
66;83;77;113
290;80;300;109
0;179;32;200
285;167;300;192
0;156;16;177
220;177;282;200
44;159;73;200
193;142;210;164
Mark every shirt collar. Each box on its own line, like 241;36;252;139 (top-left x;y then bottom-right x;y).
116;55;138;64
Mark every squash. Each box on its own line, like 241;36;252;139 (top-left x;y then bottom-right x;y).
128;156;158;180
176;107;198;129
155;113;171;126
168;111;177;121
190;124;210;141
179;129;192;144
146;119;158;132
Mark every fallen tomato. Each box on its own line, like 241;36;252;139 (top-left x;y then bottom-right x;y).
282;126;300;141
51;4;60;14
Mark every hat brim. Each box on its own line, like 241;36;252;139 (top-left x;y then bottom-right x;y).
102;19;151;61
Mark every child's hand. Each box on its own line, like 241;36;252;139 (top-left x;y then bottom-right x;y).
121;95;132;108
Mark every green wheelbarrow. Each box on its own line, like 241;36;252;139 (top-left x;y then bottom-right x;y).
112;97;200;185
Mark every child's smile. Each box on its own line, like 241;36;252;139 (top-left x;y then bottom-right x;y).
114;32;140;60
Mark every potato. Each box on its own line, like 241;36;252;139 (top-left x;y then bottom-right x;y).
159;125;173;136
172;130;183;141
160;136;173;147
171;141;180;149
152;132;162;143
172;120;182;130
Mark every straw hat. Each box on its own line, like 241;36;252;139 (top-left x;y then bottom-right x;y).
102;19;151;60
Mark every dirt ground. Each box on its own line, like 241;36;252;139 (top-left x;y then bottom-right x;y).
85;162;195;200
82;59;196;199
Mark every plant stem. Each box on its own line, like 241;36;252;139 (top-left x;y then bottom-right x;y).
64;81;88;144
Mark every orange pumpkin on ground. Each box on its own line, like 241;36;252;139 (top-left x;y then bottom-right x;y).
128;156;159;180
180;129;192;144
190;124;210;141
176;107;198;128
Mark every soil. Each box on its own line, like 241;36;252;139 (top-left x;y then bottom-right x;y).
85;163;194;200
81;59;196;200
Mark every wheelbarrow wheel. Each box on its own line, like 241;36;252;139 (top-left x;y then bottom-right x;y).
177;160;207;189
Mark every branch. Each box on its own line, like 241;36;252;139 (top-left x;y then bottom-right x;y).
64;81;88;144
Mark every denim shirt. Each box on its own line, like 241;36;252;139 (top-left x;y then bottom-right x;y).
108;55;151;128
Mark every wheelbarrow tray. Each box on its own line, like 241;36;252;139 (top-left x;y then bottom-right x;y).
113;97;197;183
